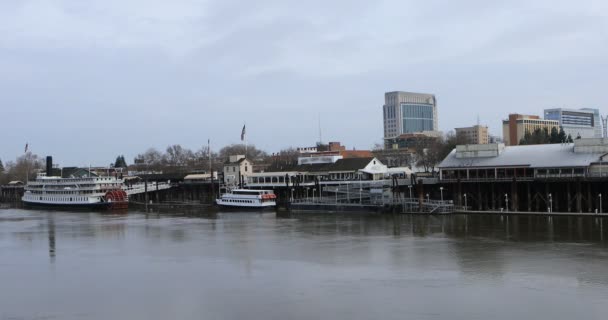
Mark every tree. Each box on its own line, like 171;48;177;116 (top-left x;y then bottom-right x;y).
133;148;164;171
270;147;300;169
558;126;567;143
0;158;4;175
414;131;463;173
114;155;127;168
372;142;384;151
520;127;565;145
165;144;193;167
566;134;574;143
3;152;44;182
218;144;268;161
550;127;559;143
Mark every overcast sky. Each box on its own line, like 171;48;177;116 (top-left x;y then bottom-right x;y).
1;0;607;166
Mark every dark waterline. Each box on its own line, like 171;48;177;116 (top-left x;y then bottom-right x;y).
1;208;608;320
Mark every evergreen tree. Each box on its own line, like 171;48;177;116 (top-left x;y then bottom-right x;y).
0;158;4;174
558;126;567;143
566;134;574;143
550;127;559;143
114;155;128;168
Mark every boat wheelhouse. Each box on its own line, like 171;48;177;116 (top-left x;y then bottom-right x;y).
216;189;276;209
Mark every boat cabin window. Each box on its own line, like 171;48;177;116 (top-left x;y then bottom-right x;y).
233;190;262;195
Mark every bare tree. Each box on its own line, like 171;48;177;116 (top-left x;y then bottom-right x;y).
165;144;194;167
218;144;268;161
2;152;44;182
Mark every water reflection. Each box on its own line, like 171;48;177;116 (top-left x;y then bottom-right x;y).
1;209;608;320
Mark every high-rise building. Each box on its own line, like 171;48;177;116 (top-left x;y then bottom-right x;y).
455;125;489;144
544;108;601;139
383;91;438;146
544;108;600;139
502;114;559;146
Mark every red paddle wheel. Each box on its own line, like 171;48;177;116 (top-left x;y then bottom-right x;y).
105;190;129;210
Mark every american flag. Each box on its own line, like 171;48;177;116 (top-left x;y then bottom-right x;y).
241;124;246;141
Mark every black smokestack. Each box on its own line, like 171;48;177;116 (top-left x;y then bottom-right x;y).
46;156;53;177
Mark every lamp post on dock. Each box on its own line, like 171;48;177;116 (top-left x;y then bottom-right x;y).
313;188;316;203
291;188;294;202
548;193;553;213
600;193;602;214
306;187;310;202
335;184;338;203
440;187;444;202
505;193;509;212
426;193;430;202
408;185;413;200
359;174;362;204
464;193;467;211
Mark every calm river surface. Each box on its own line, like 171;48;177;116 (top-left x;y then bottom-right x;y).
1;208;608;320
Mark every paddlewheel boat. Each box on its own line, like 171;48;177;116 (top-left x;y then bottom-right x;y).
22;175;129;209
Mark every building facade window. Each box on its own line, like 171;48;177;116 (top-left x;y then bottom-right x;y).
402;103;434;133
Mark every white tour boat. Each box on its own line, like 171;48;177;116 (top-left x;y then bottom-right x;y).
22;175;129;209
216;189;277;209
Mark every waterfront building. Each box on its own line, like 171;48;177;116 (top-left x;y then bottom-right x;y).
247;157;393;188
383;91;439;147
437;139;608;212
223;155;253;186
544;108;601;139
455;125;489;145
502;114;559;146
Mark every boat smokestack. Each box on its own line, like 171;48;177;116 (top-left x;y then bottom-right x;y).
46;156;53;177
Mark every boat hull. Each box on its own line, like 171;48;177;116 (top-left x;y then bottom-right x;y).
22;200;114;210
217;204;276;211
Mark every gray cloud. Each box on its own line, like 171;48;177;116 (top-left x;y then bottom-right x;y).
0;0;606;165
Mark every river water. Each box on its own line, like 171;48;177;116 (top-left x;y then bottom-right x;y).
1;208;607;319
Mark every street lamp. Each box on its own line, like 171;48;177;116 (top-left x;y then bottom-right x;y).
600;193;603;214
426;193;430;202
440;187;444;202
505;193;509;212
335;184;338;203
548;193;553;213
291;188;294;202
408;185;413;200
313;188;316;203
464;193;467;211
306;187;310;201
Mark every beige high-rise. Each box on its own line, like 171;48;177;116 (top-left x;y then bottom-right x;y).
455;125;489;144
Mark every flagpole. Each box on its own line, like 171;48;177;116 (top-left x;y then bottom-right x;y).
24;143;29;184
245;122;248;158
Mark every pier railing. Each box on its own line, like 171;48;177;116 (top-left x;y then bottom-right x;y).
290;196;455;214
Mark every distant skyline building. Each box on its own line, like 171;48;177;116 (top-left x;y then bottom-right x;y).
383;91;438;147
544;108;599;139
455;125;489;145
543;108;601;139
502;114;559;146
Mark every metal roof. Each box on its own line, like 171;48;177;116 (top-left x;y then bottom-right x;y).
438;143;601;169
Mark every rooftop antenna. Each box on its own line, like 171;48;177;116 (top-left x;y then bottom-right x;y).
602;115;608;138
